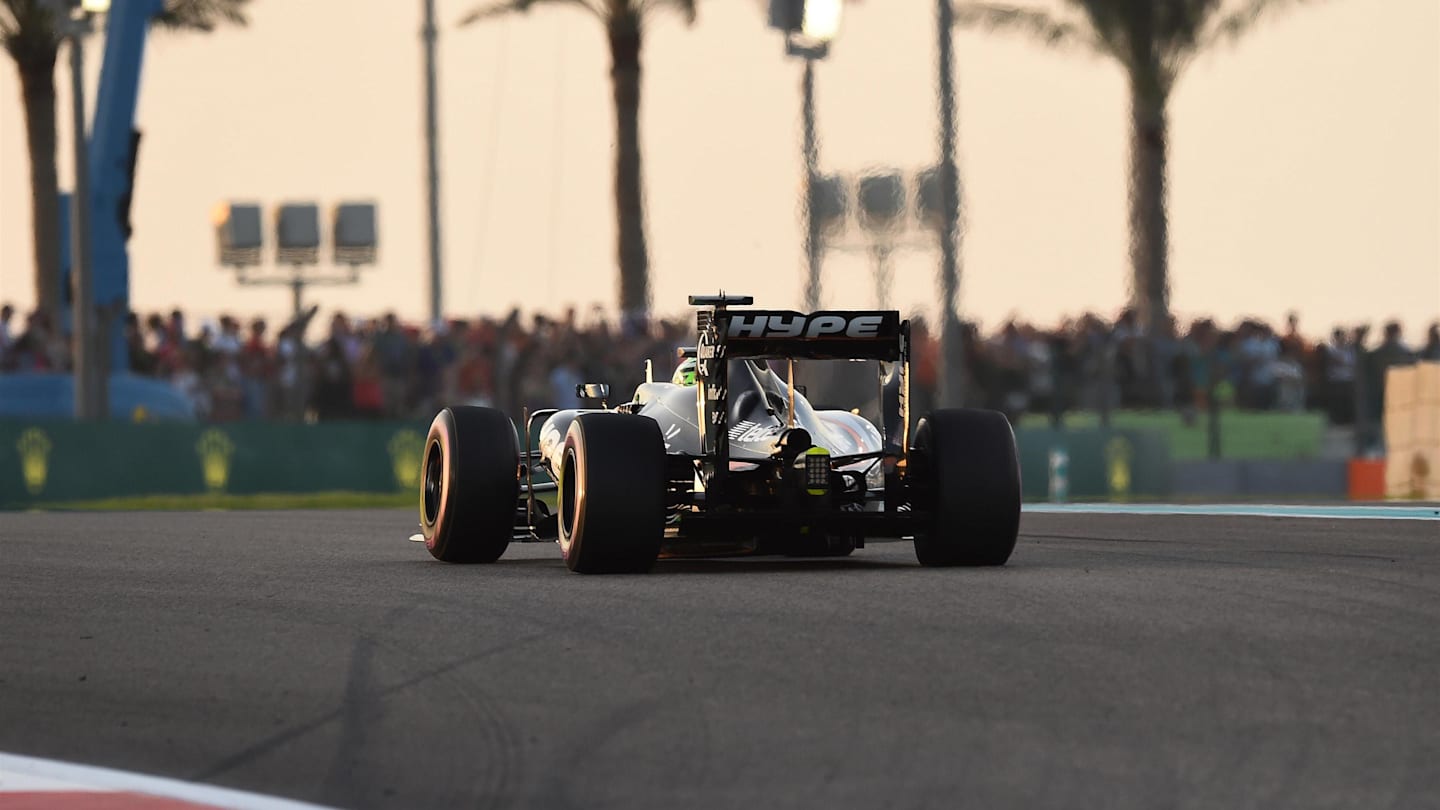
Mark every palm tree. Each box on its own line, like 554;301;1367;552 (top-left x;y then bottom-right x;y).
0;0;248;330
459;0;698;326
952;0;1316;330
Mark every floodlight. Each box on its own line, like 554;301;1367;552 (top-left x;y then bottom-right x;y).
857;171;906;234
333;202;378;266
801;0;842;42
213;201;263;268
275;203;321;266
813;173;848;235
916;166;949;231
768;0;803;31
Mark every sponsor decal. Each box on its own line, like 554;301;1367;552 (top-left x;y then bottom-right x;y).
540;425;564;454
195;430;236;493
387;429;425;491
696;328;723;377
727;312;887;340
728;420;783;444
16;428;51;495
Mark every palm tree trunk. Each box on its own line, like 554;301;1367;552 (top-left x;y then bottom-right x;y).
1127;77;1170;332
16;47;62;330
608;22;649;326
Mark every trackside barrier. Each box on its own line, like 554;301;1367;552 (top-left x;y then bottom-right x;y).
2;420;1162;508
1174;460;1349;499
1018;410;1327;461
0;419;560;509
1013;428;1172;501
0;420;430;508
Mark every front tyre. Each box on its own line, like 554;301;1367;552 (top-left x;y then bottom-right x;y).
910;409;1021;567
421;406;520;563
558;413;667;574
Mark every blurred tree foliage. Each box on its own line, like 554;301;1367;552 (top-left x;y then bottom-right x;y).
953;0;1321;332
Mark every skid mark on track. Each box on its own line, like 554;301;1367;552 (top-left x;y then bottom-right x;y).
191;631;547;784
316;634;378;809
359;628;525;810
443;665;524;810
530;696;670;810
366;615;529;810
321;603;531;809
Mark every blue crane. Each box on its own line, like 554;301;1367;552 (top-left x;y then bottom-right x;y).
87;0;164;374
8;0;194;420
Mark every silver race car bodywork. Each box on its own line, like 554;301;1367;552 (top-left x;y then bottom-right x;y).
419;294;1022;573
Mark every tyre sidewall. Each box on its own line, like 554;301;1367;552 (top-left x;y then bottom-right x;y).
558;426;587;566
421;406;520;563
912;408;1022;566
557;413;667;573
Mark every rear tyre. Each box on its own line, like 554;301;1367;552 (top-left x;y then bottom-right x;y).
421;406;520;563
910;408;1021;567
558;413;667;574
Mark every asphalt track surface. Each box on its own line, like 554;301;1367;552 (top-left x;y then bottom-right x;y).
2;509;1437;810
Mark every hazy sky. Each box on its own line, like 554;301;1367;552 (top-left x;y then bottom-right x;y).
1;0;1437;338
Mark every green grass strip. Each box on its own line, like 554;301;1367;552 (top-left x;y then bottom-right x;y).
22;489;560;513
24;491;418;512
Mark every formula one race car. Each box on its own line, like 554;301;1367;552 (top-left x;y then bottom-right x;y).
418;294;1021;573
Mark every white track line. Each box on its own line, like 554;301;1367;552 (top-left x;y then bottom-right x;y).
1023;503;1440;521
0;751;337;810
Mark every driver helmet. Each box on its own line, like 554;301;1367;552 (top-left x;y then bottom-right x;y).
672;357;698;386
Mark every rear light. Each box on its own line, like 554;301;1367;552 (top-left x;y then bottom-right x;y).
800;447;831;495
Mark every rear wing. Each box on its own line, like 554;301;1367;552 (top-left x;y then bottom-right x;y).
715;309;904;361
688;295;906;362
688;294;911;498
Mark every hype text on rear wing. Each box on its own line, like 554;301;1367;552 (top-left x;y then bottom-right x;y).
715;309;905;361
688;295;912;499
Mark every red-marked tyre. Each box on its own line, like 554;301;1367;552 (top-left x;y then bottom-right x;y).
910;408;1021;567
558;413;667;574
421;406;520;563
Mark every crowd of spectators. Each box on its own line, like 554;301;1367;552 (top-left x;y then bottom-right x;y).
3;300;1438;429
912;311;1440;429
0;302;689;423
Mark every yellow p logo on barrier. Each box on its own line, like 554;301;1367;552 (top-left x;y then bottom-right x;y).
195;430;236;493
17;428;52;495
388;430;425;491
1106;436;1133;500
